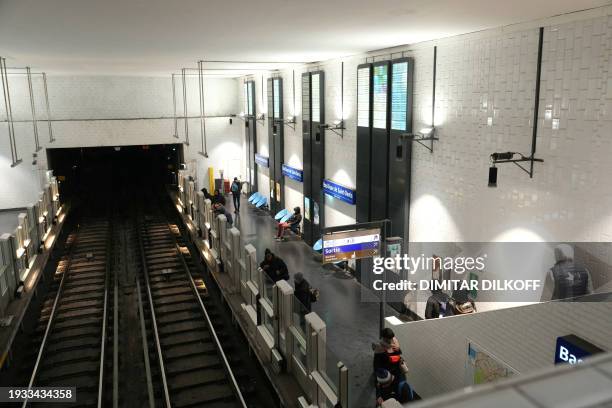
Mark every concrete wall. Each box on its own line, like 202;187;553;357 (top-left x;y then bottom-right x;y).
388;300;612;398
0;74;242;208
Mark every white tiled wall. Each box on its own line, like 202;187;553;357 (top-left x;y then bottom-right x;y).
0;75;242;208
236;6;612;243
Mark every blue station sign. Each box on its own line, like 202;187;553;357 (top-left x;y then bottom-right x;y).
555;335;603;365
322;179;356;205
281;164;303;182
255;153;269;168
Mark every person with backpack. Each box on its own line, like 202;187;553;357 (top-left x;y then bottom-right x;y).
230;177;241;213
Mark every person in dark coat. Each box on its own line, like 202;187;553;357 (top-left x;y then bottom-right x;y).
201;188;212;200
294;272;312;312
276;207;302;240
260;251;288;282
375;368;414;406
373;328;406;381
212;203;233;226
212;189;226;206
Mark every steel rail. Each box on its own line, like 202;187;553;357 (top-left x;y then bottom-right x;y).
136;218;172;407
98;222;113;408
21;228;82;407
164;220;247;408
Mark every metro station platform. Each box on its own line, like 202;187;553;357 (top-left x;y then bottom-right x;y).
233;195;397;405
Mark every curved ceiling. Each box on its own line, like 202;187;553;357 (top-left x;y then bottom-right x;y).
0;0;609;74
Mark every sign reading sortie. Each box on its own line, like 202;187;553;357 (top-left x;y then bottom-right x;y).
322;179;356;205
255;153;269;168
281;164;303;182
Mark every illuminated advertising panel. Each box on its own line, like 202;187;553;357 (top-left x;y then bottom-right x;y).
357;66;370;127
273;78;280;119
312;73;320;122
391;61;408;131
373;65;388;129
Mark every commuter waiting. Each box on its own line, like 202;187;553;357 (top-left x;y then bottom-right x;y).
375;368;414;406
293;272;312;313
259;250;289;282
212;188;226;206
373;328;409;381
276;207;302;241
212;202;233;226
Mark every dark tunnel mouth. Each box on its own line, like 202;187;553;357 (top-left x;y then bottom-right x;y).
46;143;183;203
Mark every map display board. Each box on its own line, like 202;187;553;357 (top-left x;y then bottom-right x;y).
322;228;381;264
466;341;517;385
357;66;371;127
391;61;408;131
373;64;388;129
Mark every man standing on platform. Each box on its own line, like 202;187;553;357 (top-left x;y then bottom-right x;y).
231;177;241;213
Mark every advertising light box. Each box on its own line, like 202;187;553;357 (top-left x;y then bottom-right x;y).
373;64;388;129
357;66;370;127
322;228;381;264
391;61;408;131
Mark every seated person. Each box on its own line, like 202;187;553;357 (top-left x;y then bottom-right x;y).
212;202;233;226
259;250;289;282
375;368;414;406
276;207;302;241
212;188;226;206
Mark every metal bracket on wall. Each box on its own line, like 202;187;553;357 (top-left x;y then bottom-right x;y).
26;67;41;152
181;68;189;146
171;74;179;139
0;57;22;167
319;121;345;137
197;60;208;157
401;127;438;153
275;116;296;130
42;73;54;143
255;113;265;124
490;152;544;178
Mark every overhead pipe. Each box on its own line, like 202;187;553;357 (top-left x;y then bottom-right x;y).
26;67;41;152
1;57;21;167
171;74;178;138
197;60;208;157
42;73;54;143
181;68;189;145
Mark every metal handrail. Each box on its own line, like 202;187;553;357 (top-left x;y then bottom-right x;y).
166;222;248;408
21;228;81;407
136;218;172;407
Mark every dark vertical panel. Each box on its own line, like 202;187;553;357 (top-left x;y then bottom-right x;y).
274;77;285;212
301;73;313;244
356;63;373;224
370;61;391;222
246;80;258;192
311;71;325;241
267;78;276;210
388;58;414;241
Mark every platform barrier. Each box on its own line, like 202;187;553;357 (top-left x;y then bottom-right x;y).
173;181;349;407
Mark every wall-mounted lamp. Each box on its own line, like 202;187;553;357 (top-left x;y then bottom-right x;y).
275;115;297;129
488;151;544;187
401;127;438;153
320;119;345;136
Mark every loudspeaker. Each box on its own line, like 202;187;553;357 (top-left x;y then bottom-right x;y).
488;166;498;187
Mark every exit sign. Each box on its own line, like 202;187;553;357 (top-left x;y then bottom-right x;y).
555;335;603;365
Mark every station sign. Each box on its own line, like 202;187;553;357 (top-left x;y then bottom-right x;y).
555;335;603;365
255;153;269;168
282;164;303;182
322;179;356;205
322;227;381;264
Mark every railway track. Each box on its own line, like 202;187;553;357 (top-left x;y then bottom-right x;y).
24;220;111;407
8;193;277;407
137;215;247;407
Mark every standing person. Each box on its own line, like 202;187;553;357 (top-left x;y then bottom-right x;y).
293;273;312;312
373;328;408;381
276;207;302;241
231;177;242;213
212;189;226;206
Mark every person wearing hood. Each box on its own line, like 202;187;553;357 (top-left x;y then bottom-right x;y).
375;368;414;406
294;272;312;312
542;244;594;301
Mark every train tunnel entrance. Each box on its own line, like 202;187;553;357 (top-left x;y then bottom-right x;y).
46;144;183;207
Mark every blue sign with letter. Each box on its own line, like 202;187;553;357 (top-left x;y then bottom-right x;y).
555;335;603;365
282;164;303;182
255;153;269;168
322;179;356;205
